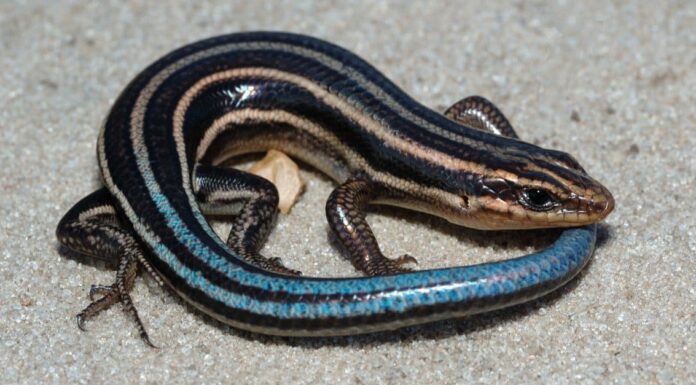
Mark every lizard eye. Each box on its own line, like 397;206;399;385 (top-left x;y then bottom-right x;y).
520;188;557;211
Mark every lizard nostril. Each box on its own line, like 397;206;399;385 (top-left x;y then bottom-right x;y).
593;200;608;213
591;194;614;218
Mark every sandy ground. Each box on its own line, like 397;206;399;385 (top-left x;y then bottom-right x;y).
1;1;694;384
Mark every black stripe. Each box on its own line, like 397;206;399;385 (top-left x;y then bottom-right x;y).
145;42;542;180
100;32;587;327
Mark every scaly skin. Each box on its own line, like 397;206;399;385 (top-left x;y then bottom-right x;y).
57;32;613;343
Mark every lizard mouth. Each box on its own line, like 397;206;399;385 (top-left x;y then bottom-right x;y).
567;185;615;224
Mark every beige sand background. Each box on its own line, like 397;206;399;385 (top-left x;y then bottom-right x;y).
1;1;694;384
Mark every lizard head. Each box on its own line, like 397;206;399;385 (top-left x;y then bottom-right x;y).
445;140;614;230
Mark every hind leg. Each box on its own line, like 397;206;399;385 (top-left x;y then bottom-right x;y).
444;95;519;138
56;188;161;347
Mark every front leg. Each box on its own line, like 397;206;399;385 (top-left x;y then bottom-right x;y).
326;178;417;276
194;165;300;275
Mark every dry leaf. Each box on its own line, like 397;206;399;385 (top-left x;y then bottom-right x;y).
249;150;305;214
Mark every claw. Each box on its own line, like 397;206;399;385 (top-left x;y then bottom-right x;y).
281;267;303;276
75;263;154;346
76;288;119;334
396;254;418;266
266;256;302;276
366;254;420;276
89;284;113;301
272;264;303;276
141;333;158;349
76;314;87;331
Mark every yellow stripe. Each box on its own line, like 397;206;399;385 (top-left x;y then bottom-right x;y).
194;107;469;222
172;68;492;175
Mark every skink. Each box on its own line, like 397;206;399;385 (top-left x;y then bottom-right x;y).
56;32;614;344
